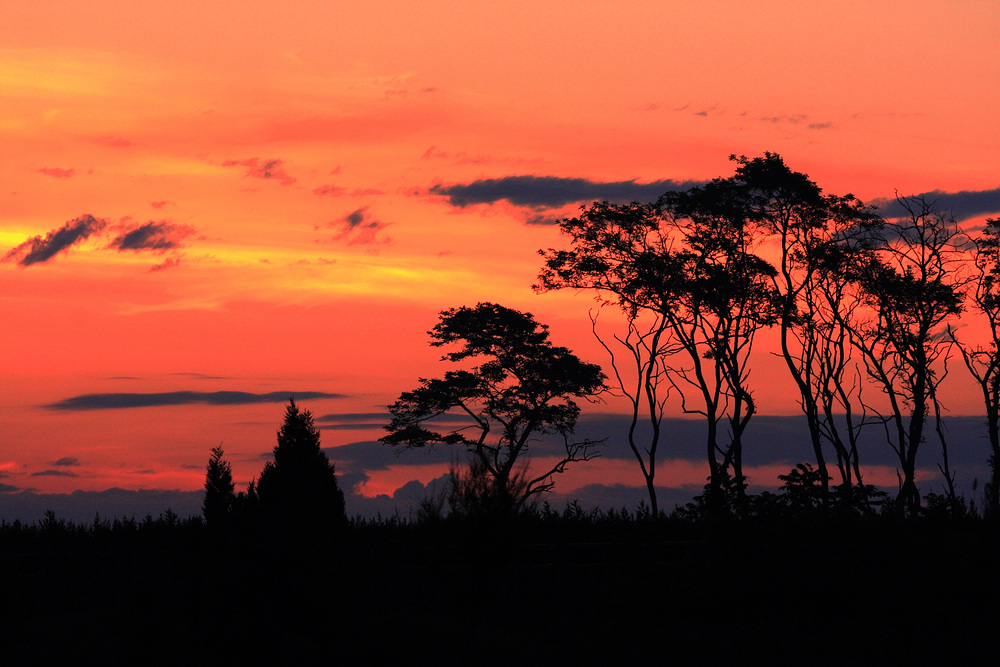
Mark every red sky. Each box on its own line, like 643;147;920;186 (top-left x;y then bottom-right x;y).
2;1;998;519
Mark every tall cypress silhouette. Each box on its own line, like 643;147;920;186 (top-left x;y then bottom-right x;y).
257;399;346;528
203;445;235;527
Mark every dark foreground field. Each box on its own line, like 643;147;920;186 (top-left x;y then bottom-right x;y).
3;517;998;666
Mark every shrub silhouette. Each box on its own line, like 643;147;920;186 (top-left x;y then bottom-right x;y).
256;399;346;528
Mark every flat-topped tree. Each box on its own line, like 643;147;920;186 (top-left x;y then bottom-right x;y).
381;303;606;516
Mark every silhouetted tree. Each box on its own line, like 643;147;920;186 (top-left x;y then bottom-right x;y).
540;165;783;514
381;303;606;516
954;217;1000;516
538;201;676;516
845;195;968;515
733;153;881;502
658;179;783;510
257;399;347;528
203;445;235;527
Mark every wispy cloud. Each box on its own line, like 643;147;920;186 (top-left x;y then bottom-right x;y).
313;185;347;197
45;390;347;411
108;221;196;252
318;207;391;246
429;175;705;209
316;412;390;430
3;216;199;269
313;185;385;197
37;167;77;179
222;157;297;185
149;256;183;272
31;469;79;478
52;457;81;467
2;214;107;266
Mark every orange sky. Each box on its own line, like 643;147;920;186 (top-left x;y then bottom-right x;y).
2;1;998;518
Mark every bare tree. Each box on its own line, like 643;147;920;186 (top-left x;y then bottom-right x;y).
589;308;677;516
538;201;679;516
953;216;1000;515
657;181;782;510
845;195;968;515
729;153;882;503
539;173;782;514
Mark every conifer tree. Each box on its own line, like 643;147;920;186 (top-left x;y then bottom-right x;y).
257;399;347;527
203;445;235;527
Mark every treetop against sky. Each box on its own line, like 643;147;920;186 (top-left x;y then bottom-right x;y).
1;1;997;519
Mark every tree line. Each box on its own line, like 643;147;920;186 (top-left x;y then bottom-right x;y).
385;153;1000;521
197;152;998;528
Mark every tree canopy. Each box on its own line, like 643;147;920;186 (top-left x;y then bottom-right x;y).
381;302;606;513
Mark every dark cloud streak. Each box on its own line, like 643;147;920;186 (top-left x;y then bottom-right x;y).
46;391;347;411
320;207;391;246
222;157;296;185
2;214;107;266
873;188;1000;222
429;175;706;209
109;221;196;252
53;457;81;467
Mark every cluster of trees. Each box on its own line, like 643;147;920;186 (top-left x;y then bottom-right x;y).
202;399;346;530
383;153;1000;521
196;153;996;525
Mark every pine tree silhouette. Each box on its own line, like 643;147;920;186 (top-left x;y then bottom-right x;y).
257;399;346;528
203;445;235;527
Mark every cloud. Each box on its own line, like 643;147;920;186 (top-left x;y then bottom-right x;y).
31;470;79;478
313;185;386;198
45;390;347;411
524;213;563;226
0;488;203;523
37;167;76;178
872;188;1000;222
108;221;196;252
761;114;808;125
316;412;391;430
150;256;182;272
314;185;347;197
53;457;81;467
320;207;391;246
150;200;171;209
2;214;107;266
428;175;706;209
222;157;297;185
808;122;833;130
325;439;451;473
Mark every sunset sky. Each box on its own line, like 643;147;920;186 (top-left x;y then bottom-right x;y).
2;1;999;521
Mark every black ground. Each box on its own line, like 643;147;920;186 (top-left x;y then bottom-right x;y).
3;518;997;665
